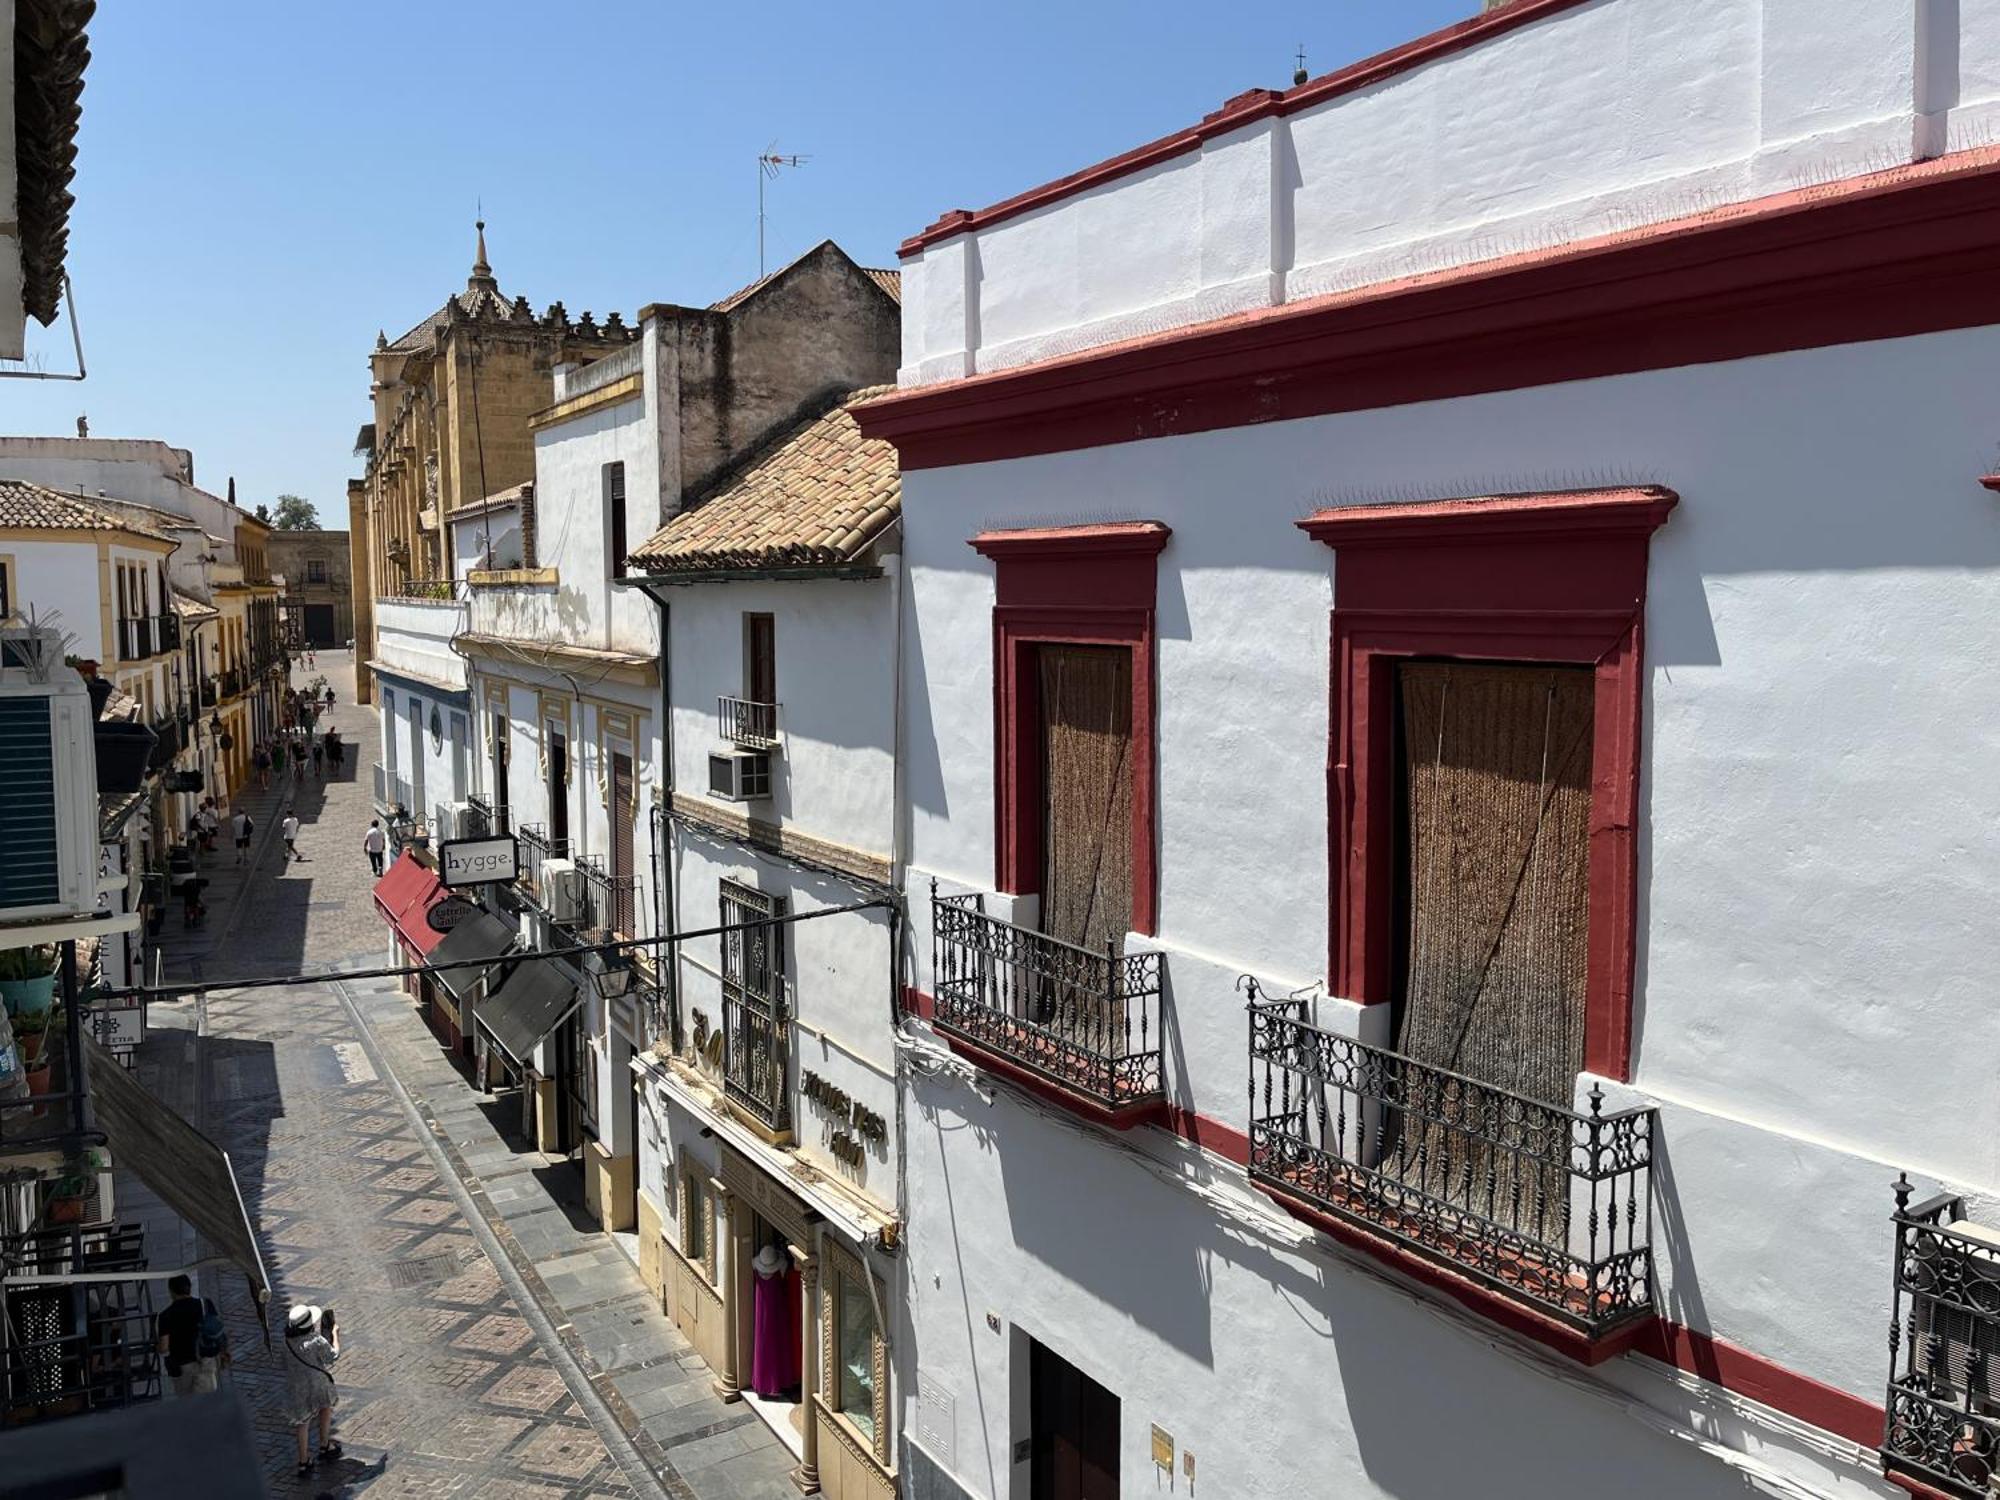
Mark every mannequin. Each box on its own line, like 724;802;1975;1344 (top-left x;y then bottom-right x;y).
749;1242;801;1398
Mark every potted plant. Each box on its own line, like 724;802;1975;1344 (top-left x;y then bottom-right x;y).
0;946;56;1020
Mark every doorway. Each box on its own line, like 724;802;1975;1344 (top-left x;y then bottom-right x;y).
1029;1337;1118;1500
739;1210;806;1459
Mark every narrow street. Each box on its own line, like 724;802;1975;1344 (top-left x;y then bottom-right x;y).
131;652;795;1500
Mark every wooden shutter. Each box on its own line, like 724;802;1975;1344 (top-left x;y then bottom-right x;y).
1037;645;1133;955
610;749;635;935
1394;661;1594;1110
747;614;775;705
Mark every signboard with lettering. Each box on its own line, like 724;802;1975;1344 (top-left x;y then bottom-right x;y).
426;897;477;934
438;836;519;889
88;1001;144;1051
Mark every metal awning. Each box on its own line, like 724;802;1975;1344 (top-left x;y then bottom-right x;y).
476;958;581;1065
425;909;517;1001
83;1037;269;1312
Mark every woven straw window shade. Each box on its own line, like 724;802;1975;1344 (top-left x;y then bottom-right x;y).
1038;644;1134;955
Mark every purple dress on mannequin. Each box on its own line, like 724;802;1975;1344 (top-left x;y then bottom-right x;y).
750;1262;801;1397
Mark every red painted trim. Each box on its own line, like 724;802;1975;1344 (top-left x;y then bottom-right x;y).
1260;1179;1649;1366
1632;1322;1882;1447
1308;488;1674;1081
975;524;1169;936
857;147;2000;470
1164;1104;1250;1165
898;0;1596;256
900;1023;1889;1444
1885;1472;1963;1500
1980;474;2000;493
970;521;1172;560
930;1024;1170;1132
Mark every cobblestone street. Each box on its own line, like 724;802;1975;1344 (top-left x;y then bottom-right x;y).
132;652;794;1500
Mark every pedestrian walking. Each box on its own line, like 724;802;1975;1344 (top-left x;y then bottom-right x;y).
311;738;324;778
324;685;335;710
231;808;253;865
363;820;386;877
271;739;286;779
282;1304;342;1479
325;729;344;777
155;1274;229;1396
292;736;306;782
281;812;305;862
252;742;270;790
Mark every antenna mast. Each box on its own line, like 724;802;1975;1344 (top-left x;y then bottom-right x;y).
758;149;809;275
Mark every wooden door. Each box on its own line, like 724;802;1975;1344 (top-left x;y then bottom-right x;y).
546;724;569;847
1393;661;1594;1237
1037;645;1133;954
1030;1339;1119;1500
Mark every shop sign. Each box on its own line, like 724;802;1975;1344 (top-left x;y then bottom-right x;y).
801;1069;888;1147
427;897;477;934
438;835;519;888
88;1000;145;1051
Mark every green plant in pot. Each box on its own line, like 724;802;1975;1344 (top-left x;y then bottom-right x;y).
0;946;56;1020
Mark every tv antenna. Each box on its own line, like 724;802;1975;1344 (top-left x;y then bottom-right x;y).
758;148;809;275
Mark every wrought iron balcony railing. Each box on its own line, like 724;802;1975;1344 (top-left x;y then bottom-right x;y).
464;795;508;838
929;887;1166;1113
217;668;243;699
718;695;780;751
571;854;639;939
1245;983;1656;1341
114;615;177;662
1885;1179;2000;1500
723;974;790;1136
394;578;456;602
0;1224;162;1422
517;823;570;900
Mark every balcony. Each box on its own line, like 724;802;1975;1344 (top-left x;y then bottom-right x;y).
718;695;780;751
928;889;1166;1121
464;795;507;838
0;1224;162;1422
394;577;455;602
517;823;570;902
1884;1181;2000;1500
574;854;639;940
1245;985;1656;1352
197;677;217;708
723;974;790;1138
217;668;243;700
113;614;178;662
372;763;412;815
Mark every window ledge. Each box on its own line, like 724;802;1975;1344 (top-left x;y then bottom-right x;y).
467;567;558;587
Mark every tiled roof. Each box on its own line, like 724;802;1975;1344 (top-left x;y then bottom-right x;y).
630;388;899;575
0;478;166;540
171;588;218;621
708;245;901;313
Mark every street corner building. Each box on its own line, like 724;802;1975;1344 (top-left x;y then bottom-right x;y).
850;2;2000;1498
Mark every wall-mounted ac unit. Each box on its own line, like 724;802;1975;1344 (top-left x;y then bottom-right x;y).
542;858;584;925
0;630;100;922
708;747;771;802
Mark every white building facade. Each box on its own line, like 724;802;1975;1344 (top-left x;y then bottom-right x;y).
627;386;904;1500
859;3;2000;1498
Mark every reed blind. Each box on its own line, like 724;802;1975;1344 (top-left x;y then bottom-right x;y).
1038;644;1134;955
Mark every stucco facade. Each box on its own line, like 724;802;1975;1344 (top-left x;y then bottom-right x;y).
862;4;2000;1498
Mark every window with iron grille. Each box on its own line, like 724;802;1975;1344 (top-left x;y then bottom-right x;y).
719;879;788;1133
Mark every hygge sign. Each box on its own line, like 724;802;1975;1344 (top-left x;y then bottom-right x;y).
438;836;519;889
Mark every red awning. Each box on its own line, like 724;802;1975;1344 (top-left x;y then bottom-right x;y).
373;851;447;957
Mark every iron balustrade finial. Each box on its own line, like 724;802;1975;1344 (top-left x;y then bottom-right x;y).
1892;1170;1912;1214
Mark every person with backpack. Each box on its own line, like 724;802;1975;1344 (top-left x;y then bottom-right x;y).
155;1274;229;1395
232;807;254;865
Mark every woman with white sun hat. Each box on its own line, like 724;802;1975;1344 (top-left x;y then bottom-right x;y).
282;1302;342;1478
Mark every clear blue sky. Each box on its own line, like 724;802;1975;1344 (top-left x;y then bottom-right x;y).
2;1;1470;521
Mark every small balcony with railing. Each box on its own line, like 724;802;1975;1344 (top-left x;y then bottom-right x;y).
571;854;639;940
718;695;780;751
516;823;570;904
928;887;1167;1124
464;795;508;838
113;614;179;662
1884;1179;2000;1500
372;763;413;817
1245;982;1657;1359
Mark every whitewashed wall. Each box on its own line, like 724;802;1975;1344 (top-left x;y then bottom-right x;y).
6;537;108;658
375;677;473;824
373;597;466;691
896;323;2000;1491
901;0;2000;383
665;574;898;865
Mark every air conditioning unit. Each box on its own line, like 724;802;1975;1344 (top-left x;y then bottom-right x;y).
0;629;100;922
542;858;584;925
443;801;473;840
708;747;771;802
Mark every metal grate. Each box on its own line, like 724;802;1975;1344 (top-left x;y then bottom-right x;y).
386;1249;465;1289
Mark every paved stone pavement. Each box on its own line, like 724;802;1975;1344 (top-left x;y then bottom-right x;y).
131;651;795;1499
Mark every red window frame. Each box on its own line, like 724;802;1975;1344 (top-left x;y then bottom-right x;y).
1298;488;1677;1083
968;522;1171;937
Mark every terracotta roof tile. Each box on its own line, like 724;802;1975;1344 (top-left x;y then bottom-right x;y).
0;478;167;539
630;388;900;575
